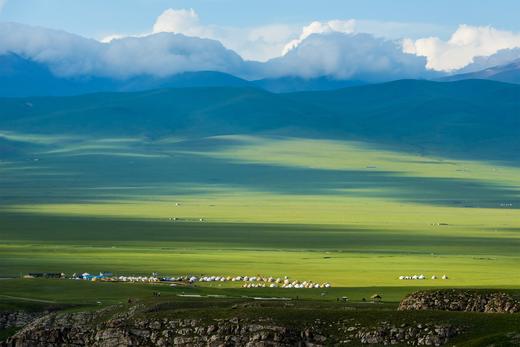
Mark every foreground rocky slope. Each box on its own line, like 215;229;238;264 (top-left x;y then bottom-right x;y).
3;289;520;346
2;310;460;346
398;290;520;313
0;311;48;330
1;304;461;347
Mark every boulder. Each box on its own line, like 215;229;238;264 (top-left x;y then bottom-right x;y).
398;290;520;313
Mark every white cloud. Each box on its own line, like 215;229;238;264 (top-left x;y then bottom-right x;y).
239;24;297;61
0;21;438;82
106;7;463;70
0;0;7;13
0;22;246;78
0;23;103;76
263;32;434;81
150;8;297;61
100;33;245;78
404;25;520;71
282;20;356;54
459;48;520;73
152;8;206;37
9;6;520;78
355;20;451;41
148;9;452;68
100;34;126;43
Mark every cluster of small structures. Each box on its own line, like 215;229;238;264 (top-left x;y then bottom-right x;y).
71;272;123;281
399;274;448;280
71;273;194;283
167;217;205;222
62;272;333;289
166;203;206;222
237;276;332;289
23;272;65;279
186;275;331;289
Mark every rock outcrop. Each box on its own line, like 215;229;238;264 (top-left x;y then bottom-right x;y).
398;290;520;313
1;307;462;347
356;322;460;346
2;312;326;347
0;311;48;330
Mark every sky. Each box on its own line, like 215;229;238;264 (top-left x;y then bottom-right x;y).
1;1;520;80
2;0;520;38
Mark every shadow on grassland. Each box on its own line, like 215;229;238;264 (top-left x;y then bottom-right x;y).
0;213;519;257
1;148;519;209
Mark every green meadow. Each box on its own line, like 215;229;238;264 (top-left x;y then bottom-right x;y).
1;132;519;289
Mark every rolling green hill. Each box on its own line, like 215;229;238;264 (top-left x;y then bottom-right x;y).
1;79;518;162
292;79;520;161
0;79;519;290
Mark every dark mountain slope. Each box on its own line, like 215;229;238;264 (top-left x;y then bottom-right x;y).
0;53;113;97
0;54;255;96
252;76;365;93
0;54;365;96
114;71;252;92
0;79;518;162
0;87;330;136
289;79;520;159
444;59;520;84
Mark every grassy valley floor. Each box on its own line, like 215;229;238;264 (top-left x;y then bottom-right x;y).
1;134;519;288
0;132;519;345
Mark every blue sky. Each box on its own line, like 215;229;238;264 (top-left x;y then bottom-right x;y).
2;1;520;79
2;0;520;39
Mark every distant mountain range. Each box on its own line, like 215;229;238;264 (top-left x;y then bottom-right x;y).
3;51;520;98
0;53;366;96
443;59;520;84
1;79;518;162
1;50;519;164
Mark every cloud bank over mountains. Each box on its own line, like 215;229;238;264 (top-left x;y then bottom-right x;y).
0;20;431;82
2;8;520;82
262;33;433;81
151;8;298;62
404;25;520;71
281;20;356;55
0;22;245;78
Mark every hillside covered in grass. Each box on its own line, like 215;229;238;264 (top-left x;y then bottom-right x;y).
1;79;519;162
0;78;519;289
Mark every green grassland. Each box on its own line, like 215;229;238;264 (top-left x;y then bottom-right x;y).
1;132;519;289
0;279;423;306
1;280;520;347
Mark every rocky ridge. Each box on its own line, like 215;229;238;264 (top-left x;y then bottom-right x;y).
398;290;520;313
356;322;460;346
1;308;460;346
0;311;48;330
7;289;519;346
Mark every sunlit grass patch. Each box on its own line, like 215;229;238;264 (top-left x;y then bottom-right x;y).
1;133;519;288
